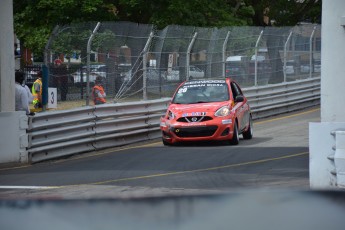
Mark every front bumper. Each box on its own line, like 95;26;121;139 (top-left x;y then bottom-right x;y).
160;117;234;144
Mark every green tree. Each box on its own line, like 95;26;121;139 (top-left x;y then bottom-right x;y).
241;0;321;26
116;0;253;28
14;0;118;55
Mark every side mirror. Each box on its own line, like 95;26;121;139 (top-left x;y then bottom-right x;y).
235;95;244;103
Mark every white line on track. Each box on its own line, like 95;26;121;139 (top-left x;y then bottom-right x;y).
0;186;59;189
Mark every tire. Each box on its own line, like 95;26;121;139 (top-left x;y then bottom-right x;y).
242;116;253;140
229;121;239;145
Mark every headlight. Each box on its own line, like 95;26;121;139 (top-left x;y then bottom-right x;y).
167;110;175;120
215;106;230;117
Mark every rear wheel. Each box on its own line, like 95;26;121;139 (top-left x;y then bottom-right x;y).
242;116;253;140
229;121;239;145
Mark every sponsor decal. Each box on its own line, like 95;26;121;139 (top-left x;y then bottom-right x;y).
206;83;225;87
182;83;226;89
181;123;207;126
182;112;206;117
222;119;232;124
184;80;226;85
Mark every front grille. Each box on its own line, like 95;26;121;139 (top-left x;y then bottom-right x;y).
172;126;218;137
176;116;213;123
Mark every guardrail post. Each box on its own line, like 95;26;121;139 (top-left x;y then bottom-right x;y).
86;22;101;106
186;32;198;81
222;31;231;78
143;32;154;100
254;30;263;86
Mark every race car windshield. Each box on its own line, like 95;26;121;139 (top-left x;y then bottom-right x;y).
172;80;229;104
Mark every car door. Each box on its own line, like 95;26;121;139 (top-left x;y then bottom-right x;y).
230;82;249;131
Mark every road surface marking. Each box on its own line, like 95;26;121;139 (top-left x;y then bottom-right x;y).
0;186;60;190
89;152;309;185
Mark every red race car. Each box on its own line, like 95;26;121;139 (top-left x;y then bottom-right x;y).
160;78;253;145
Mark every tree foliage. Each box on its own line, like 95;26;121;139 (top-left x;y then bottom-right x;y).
13;0;118;54
243;0;321;26
13;0;321;55
115;0;253;28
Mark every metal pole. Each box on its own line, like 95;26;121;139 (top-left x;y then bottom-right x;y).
222;31;231;78
44;25;59;66
284;31;293;82
309;26;317;78
142;32;154;100
42;26;60;112
86;22;101;106
0;0;15;112
254;30;263;86
186;32;198;81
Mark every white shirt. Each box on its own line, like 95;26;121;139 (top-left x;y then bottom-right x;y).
24;84;34;102
15;82;30;114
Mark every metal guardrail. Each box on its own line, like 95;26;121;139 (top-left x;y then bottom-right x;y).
27;77;320;163
246;77;320;119
28;99;170;162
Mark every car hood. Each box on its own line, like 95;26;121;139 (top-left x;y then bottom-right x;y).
168;102;230;115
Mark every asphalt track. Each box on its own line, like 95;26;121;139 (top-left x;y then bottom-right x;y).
0;106;321;198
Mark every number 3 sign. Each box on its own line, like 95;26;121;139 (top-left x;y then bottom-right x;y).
47;88;57;109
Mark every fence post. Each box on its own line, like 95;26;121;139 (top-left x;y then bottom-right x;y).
86;22;101;106
186;32;198;81
222;31;231;78
43;25;59;111
283;31;293;82
309;26;317;78
254;30;263;86
41;65;49;112
142;32;154;100
44;26;59;67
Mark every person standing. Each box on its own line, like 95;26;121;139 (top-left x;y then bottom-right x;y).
15;71;33;115
32;70;43;109
92;76;106;105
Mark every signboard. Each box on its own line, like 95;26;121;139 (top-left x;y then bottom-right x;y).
47;88;57;109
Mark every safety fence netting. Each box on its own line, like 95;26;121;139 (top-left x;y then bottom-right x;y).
23;22;321;108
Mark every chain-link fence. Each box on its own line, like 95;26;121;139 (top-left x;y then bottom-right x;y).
24;22;321;107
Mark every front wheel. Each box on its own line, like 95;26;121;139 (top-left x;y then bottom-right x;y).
229;122;239;145
242;116;253;140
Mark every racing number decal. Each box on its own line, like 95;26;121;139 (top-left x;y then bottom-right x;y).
50;91;55;104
